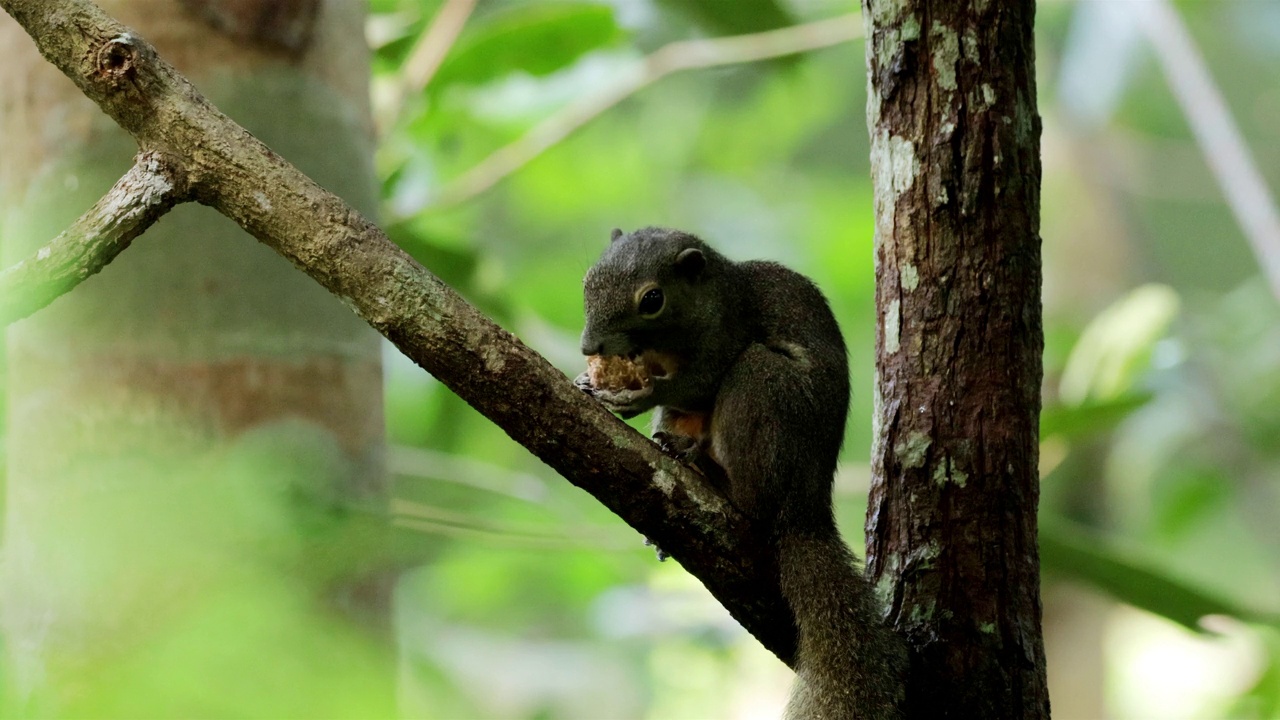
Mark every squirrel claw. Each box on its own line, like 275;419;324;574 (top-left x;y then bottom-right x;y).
573;371;596;395
575;373;651;419
643;536;670;562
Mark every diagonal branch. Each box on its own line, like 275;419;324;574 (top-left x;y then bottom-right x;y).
0;150;188;326
0;0;800;666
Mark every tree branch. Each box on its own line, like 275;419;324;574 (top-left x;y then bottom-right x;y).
0;0;800;665
0;150;187;326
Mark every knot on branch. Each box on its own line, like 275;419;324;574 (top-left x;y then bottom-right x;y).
95;34;139;86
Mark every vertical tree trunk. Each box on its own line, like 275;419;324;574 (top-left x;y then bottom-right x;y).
0;1;388;713
862;1;1049;717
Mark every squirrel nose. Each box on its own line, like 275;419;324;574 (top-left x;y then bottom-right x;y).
580;327;602;355
581;328;627;356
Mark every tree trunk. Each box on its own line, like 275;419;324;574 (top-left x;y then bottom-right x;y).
862;1;1049;717
0;1;389;714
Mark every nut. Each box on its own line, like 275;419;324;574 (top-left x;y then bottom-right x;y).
586;355;652;393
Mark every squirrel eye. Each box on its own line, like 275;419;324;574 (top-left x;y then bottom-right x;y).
637;287;665;317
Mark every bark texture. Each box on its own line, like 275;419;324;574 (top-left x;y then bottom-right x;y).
862;0;1049;717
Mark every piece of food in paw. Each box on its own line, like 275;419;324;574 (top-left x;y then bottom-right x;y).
585;352;676;393
586;355;651;393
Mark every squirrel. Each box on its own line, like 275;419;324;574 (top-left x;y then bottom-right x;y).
576;227;907;719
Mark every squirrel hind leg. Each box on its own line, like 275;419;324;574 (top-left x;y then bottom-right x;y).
652;430;700;461
652;430;731;495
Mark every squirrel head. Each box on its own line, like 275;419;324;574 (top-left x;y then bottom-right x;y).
580;227;721;357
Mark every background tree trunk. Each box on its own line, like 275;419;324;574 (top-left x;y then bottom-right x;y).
862;0;1050;717
0;1;390;713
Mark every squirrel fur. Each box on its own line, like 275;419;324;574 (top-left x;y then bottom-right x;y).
578;227;907;719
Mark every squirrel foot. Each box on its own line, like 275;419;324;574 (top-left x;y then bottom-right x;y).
643;536;670;562
653;431;700;464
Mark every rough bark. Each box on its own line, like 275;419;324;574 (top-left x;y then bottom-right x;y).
862;0;1049;718
0;0;802;667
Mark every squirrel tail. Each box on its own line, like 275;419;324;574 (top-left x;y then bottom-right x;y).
778;530;907;720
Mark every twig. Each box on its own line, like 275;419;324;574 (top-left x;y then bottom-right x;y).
0;151;187;326
1139;0;1280;301
379;0;477;130
402;0;476;95
391;498;633;550
388;443;548;501
422;13;864;211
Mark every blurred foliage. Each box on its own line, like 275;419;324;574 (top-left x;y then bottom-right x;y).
369;0;1280;716
2;0;1279;717
432;4;624;90
654;0;792;37
1040;520;1278;633
369;0;1280;715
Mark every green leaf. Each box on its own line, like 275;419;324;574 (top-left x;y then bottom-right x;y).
369;3;431;70
429;4;624;91
1040;520;1280;632
1150;467;1232;542
1226;626;1280;719
1058;284;1180;404
1039;392;1153;439
656;0;793;36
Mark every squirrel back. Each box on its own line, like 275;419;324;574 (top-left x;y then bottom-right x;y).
581;227;906;719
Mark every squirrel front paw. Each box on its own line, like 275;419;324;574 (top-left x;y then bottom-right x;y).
575;375;653;419
576;355;659;419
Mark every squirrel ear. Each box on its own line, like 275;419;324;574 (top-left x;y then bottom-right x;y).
610;228;624;242
675;248;706;278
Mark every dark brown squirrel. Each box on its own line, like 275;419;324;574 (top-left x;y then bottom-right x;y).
576;227;907;719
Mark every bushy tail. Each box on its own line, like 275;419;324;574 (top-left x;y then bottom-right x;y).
778;531;907;720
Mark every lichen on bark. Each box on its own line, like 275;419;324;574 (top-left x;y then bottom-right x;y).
863;0;1050;717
